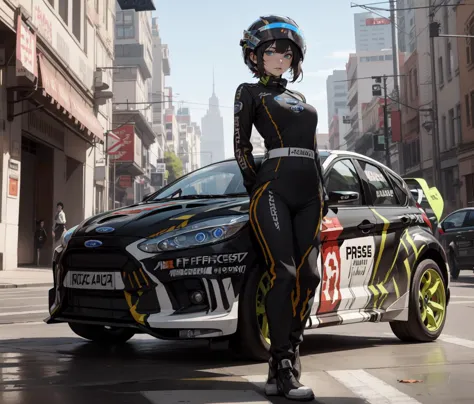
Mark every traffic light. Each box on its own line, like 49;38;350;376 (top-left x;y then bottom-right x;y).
373;134;385;151
429;22;440;38
372;84;382;96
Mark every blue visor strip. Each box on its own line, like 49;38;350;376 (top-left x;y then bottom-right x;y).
257;22;302;36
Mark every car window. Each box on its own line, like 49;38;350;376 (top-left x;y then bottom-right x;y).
388;173;409;205
358;161;398;206
444;211;468;229
151;160;247;199
325;159;364;206
463;210;474;227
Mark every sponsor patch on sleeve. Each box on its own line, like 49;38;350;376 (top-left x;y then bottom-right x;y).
234;101;243;114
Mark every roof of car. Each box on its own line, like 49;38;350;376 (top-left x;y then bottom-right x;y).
221;149;401;179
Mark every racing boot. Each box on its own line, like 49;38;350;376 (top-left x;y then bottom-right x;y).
292;346;302;380
276;359;314;401
264;357;279;396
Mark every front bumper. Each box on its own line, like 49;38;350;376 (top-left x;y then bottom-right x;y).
45;236;254;339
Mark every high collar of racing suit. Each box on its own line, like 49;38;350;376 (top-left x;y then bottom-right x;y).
259;75;288;88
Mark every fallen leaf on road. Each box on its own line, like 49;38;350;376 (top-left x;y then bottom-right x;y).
398;379;423;383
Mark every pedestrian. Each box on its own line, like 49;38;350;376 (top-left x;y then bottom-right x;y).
52;202;67;250
234;15;328;401
34;219;48;266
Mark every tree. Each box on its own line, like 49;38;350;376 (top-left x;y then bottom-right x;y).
164;151;183;182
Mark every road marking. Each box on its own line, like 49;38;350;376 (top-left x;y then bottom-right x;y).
1;304;48;310
450;295;474;298
438;335;474;349
448;300;474;305
0;321;45;327
0;310;48;317
327;369;422;404
1;296;47;301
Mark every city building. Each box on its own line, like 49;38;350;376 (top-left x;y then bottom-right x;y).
176;107;202;173
0;1;114;269
357;98;388;162
201;75;225;167
354;12;393;52
111;6;156;208
456;2;474;207
344;50;398;152
433;1;462;213
317;133;330;150
329;113;351;150
326;70;348;125
397;0;417;53
150;17;170;190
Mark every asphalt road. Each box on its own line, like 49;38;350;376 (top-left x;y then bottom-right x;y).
1;274;474;403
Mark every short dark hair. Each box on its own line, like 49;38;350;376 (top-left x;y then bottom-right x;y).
57;202;64;209
252;39;303;83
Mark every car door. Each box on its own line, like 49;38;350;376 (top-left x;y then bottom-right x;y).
314;158;378;321
354;159;415;312
440;209;474;269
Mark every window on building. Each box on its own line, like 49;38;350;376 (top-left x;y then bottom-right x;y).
448;108;455;150
58;0;68;25
471;91;474;128
465;94;471;126
72;0;81;41
441;115;447;151
116;11;135;39
466;19;474;65
438;57;444;85
414;68;418;97
447;42;453;79
456;103;462;144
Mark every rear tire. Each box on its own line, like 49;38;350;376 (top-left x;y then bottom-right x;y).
69;322;135;344
390;259;447;342
231;264;270;361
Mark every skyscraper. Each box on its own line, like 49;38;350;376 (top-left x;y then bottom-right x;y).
354;12;392;52
201;72;225;167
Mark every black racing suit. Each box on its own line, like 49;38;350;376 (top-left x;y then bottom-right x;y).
233;76;328;364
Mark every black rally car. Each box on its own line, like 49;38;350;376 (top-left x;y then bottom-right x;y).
46;150;450;360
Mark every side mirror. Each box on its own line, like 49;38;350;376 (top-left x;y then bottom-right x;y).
328;191;359;205
142;193;151;202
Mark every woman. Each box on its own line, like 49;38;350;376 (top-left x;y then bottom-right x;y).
34;219;48;266
234;15;328;401
52;202;67;250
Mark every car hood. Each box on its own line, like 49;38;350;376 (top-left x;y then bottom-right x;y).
73;197;250;238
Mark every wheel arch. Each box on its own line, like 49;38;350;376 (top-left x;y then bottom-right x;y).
413;246;450;304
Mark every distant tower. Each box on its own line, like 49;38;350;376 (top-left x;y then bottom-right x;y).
200;70;225;166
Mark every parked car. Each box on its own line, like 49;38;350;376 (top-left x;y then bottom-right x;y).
437;207;474;279
45;150;450;360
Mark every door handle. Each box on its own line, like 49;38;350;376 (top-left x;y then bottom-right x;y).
358;221;375;232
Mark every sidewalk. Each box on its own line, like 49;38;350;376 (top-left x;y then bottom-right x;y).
0;267;53;289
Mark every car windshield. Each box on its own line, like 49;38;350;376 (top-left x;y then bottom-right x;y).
150;152;330;200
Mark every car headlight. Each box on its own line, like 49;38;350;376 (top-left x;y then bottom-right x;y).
138;215;249;253
61;225;78;247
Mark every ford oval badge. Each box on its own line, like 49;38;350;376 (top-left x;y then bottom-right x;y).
96;226;115;233
84;240;103;248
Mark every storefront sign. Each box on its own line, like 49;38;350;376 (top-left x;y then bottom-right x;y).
16;15;37;81
8;176;18;198
108;125;135;162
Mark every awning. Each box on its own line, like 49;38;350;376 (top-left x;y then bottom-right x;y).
38;53;104;142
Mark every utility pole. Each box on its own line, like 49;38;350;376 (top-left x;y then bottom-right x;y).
428;0;442;187
389;0;403;173
382;75;391;169
371;75;391;169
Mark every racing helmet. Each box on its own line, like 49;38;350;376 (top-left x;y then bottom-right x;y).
240;15;306;73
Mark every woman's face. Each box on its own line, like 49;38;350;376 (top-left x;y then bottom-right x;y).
251;42;293;77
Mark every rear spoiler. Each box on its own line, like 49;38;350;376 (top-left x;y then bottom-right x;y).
403;177;444;222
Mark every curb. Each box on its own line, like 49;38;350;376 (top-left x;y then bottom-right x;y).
0;283;53;289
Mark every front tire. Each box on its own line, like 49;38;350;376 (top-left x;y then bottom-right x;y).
69;322;136;344
232;264;270;361
390;259;447;342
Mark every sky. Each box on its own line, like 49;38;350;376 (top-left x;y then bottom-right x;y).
153;0;368;159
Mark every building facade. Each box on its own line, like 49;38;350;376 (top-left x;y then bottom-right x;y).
110;6;156;208
326;70;348;125
354;12;393;52
0;0;114;269
456;2;474;207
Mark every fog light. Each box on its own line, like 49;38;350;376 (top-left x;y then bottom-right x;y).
190;290;205;304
